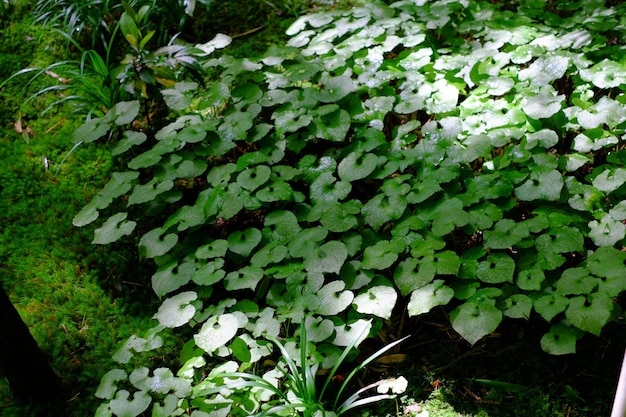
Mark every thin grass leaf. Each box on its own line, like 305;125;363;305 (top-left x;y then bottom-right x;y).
337;394;396;415
333;334;410;410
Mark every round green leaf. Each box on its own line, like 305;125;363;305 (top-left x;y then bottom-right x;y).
154;291;198;328
353;285;397;320
139;227;178;258
237;165;271;191
225;266;264;291
565;293;613;336
450;301;502;345
534;293;569;322
407;280;454;316
540;324;577;355
109;390;151;417
194;313;241;354
303;240;348;274
227;228;262;257
314;280;354;316
503;294;532;319
476;253;515;284
337;152;378;181
93;213;137;245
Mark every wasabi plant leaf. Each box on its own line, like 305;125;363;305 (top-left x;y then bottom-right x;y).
152;260;196;297
337;152;378;182
565;293;613;336
237;165;272;191
96;369;128;400
303;240;348;274
540;324;577;355
225;266;264;291
476;253;515;284
194;313;242;354
503;294;532;319
227;228;262;257
515;170;563;201
450;301;502;345
139;227;178;258
93;213;137;245
407;280;454;316
109;390;151;417
353;286;397;320
534;293;569;322
592;168;626;193
361;240;403;270
589;216;626;246
154;291;198;328
483;219;530;249
314;280;354;315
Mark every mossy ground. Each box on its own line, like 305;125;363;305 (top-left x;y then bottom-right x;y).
0;1;624;417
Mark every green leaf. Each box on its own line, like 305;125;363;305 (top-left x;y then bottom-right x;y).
93;213;137;245
353;286;397;320
227;228;262;257
230;337;252;363
556;268;598;295
521;91;564;119
540;324;577;355
96;369;128;400
139;228;177;258
394;257;435;296
407;280;454;316
194;313;242;354
264;210;301;244
503;294;532;319
314;281;354;316
361;194;407;230
109;390;151;417
225;266;264;291
152;260;196;297
312;108;351;142
483;219;530;249
361;240;403;270
592;168;626;193
113;131;147;156
534;293;569;322
154;291;198;328
589;216;626;246
303;240;348;274
450;301;503;345
579;59;626;88
110;100;140;126
237;165;271;191
515;170;563;201
128;179;174;206
337;152;378;182
310;172;352;203
191;259;226;286
476;253;515;284
315;73;357;103
72;116;111;143
319;200;361;233
565;293;613;336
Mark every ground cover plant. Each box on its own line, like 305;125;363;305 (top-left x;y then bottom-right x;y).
64;0;626;416
2;0;626;416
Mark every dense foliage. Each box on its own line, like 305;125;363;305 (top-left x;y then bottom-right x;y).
41;0;626;415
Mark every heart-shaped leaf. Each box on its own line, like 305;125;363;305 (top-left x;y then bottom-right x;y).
476;253;515;284
139;228;178;258
407;280;454;316
314;280;354;315
450;301;503;345
565;293;613;336
540;324;578;355
93;213;137;245
194;313;241;354
227;228;262;257
353;285;397;320
303;240;348;274
154;291;198;328
225;266;264;291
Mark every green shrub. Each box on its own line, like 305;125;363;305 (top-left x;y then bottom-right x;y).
73;0;626;415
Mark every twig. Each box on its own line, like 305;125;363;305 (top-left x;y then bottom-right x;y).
231;26;265;39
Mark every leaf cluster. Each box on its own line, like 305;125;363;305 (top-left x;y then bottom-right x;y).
70;0;626;415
